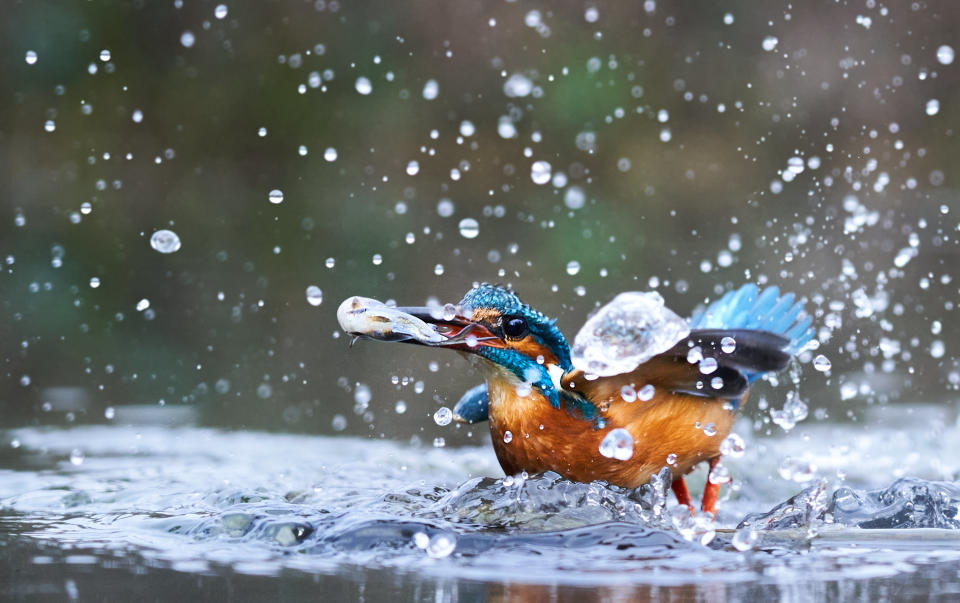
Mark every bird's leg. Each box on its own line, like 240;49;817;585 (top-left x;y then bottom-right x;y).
671;477;693;510
701;457;722;516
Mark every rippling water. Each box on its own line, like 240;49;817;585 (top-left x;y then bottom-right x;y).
2;406;960;600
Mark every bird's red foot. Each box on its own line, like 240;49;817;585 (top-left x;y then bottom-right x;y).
700;457;722;517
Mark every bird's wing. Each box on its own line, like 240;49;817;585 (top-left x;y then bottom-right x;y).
561;329;790;404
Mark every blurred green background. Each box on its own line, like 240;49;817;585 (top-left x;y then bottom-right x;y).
1;0;957;444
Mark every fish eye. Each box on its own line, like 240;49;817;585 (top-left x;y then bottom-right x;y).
502;315;528;339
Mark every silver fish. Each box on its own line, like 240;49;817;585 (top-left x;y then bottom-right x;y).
336;296;446;344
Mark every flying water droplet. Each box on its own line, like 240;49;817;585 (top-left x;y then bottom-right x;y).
268;189;284;204
620;385;637;402
426;533;456;559
89;277;101;288
812;354;831;372
720;433;746;457
708;462;730;484
720;336;737;353
305;285;323;306
566;260;581;275
503;430;513;443
323;147;338;161
926;99;940;116
599;428;634;461
458;218;479;239
937;45;955;65
355;76;372;95
25;50;38;65
530;160;552;185
703;422;718;437
422;79;439;100
638;384;655;401
433;407;452;426
69;449;85;466
762;36;778;51
150;229;182;254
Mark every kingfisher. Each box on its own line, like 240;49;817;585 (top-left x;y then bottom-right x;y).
339;283;813;515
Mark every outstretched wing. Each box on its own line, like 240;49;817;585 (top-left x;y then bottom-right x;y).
562;284;814;406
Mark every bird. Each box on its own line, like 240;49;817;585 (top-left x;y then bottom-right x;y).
342;283;813;516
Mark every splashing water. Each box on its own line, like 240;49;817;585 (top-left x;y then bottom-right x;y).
571;291;690;377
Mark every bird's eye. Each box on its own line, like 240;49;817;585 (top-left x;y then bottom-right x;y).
502;316;528;339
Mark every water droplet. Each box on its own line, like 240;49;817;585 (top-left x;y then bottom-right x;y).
708;462;730;483
564;186;586;209
25;50;38;65
723;13;734;25
599;428;634;461
331;414;347;431
437;199;455;217
699;357;718;374
404;160;420;176
498;116;517;139
69;449;85;466
620;385;637;402
503;73;533;98
584;6;599;22
180;31;195;48
132;109;144;123
394;400;407;414
433;263;444;276
459;120;475;137
433;407;452;426
937;44;955;65
531;160;552;185
214;4;228;18
721;336;736;353
89;277;101;288
298;145;308;156
659;128;672;142
372;254;382;266
813;354;831;372
19;375;31;387
458;218;479;239
136;298;150;312
778;456;817;482
762;36;778;51
426;533;456;558
324;147;338;161
565;260;581;276
268;189;284;204
355;76;372;95
926;99;940;116
433;437;446;448
666;453;678;466
305;285;323;306
787;156;805;174
325;257;335;268
422;79;439;100
686;346;703;364
44;120;56;133
256;383;272;399
99;49;111;62
710;376;724;390
720;433;746;457
503;430;513;443
80;202;92;215
703;422;718;437
150;229;181;253
638;384;655;401
732;527;759;551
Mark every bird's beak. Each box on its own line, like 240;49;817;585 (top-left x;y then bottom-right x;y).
337;296;503;351
390;306;504;350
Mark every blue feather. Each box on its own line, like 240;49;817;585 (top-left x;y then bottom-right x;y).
453;383;489;424
690;283;815;380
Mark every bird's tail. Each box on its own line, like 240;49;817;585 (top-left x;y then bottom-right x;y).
689;284;814;364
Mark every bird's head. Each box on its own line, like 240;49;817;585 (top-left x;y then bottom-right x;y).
345;284;572;408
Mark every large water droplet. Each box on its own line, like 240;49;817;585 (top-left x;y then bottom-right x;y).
599;428;634;461
720;433;746;457
355;76;372;95
530;160;552;185
937;44;955;65
433;407;452;426
268;189;284;204
422;79;439;100
305;285;323;306
458;218;479;239
813;354;832;372
150;230;181;253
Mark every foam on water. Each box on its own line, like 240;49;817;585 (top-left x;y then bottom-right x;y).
1;413;959;587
